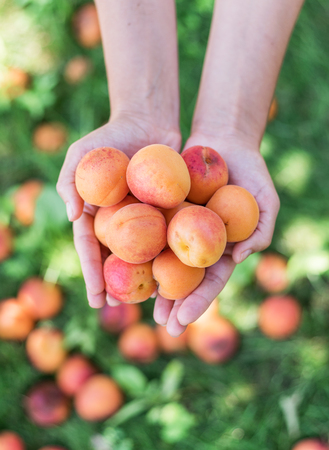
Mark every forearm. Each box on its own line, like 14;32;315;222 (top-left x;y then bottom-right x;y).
192;0;304;145
95;0;179;130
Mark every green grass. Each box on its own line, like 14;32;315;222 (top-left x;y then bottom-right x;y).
1;0;329;449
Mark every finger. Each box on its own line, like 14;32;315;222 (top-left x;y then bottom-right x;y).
73;212;106;308
56;144;86;221
233;189;280;263
177;255;236;326
153;295;174;326
106;293;122;307
166;299;187;337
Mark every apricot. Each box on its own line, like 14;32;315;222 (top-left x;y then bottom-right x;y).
156;324;188;353
0;299;34;341
258;295;302;340
33;123;67;153
126;144;191;209
26;327;67;373
159;201;194;226
0;431;25;450
167;205;226;268
118;323;159;363
182;145;229;204
0;224;13;262
106;203;167;264
72;3;101;49
24;381;70;427
99;302;142;334
74;374;123;421
64;56;91;84
153;249;205;299
0;67;30;99
94;194;140;246
56;354;97;397
17;277;63;320
268;97;278;122
255;252;289;293
75;147;129;207
292;439;329;450
187;316;239;364
206;185;259;242
103;254;156;303
12;180;43;226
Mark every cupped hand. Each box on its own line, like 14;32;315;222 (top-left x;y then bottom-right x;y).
153;132;280;336
56;114;181;309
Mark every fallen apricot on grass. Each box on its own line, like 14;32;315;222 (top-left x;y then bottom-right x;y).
33;123;67;153
255;252;289;293
56;354;97;397
99;302;142;334
292;439;329;450
118;323;159;363
12;180;43;226
0;224;13;262
0;299;34;341
0;431;25;450
72;3;101;49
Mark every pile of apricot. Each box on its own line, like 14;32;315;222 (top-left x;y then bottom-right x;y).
75;143;260;304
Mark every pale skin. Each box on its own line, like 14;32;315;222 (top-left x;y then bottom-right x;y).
57;0;304;336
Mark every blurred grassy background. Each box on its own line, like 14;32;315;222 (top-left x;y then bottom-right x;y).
0;0;329;449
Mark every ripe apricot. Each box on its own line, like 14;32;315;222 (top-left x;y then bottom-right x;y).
94;194;140;246
268;97;278;122
156;324;188;353
75;147;129;207
24;381;70;427
0;299;34;341
33;123;67;153
17;277;63;320
0;431;25;450
255;253;289;293
118;323;159;363
182;145;229;204
99;302;142;334
126;144;191;209
56;354;97;397
292;439;329;450
0;67;30;99
0;224;13;262
153;249;205;300
167;205;226;268
207;185;259;242
26;327;67;373
64;56;91;84
188;316;239;364
12;180;43;226
103;254;156;303
106;203;167;264
72;3;101;49
258;295;302;340
74;374;123;421
159;201;194;226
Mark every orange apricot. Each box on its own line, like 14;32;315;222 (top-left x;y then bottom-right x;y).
126;144;191;209
255;252;289;293
33;123;67;153
24;381;70;427
187;316;239;364
99;302;142;334
159;201;194;226
0;299;34;341
167;205;226;268
118;323;159;363
258;295;302;340
56;354;97;397
74;374;123;421
12;180;43;226
75;147;129;207
0;224;13;262
206;185;259;242
156;324;188;353
72;3;101;49
26;327;67;373
0;431;25;450
17;277;63;320
103;254;156;303
152;249;205;300
106;203;167;263
182;145;229;204
0;67;30;99
292;440;329;450
64;56;91;84
94;194;140;246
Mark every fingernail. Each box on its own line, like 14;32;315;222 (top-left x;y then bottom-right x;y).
66;202;73;221
240;249;252;263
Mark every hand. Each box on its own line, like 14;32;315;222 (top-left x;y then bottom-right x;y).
153;132;280;336
57;114;181;309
